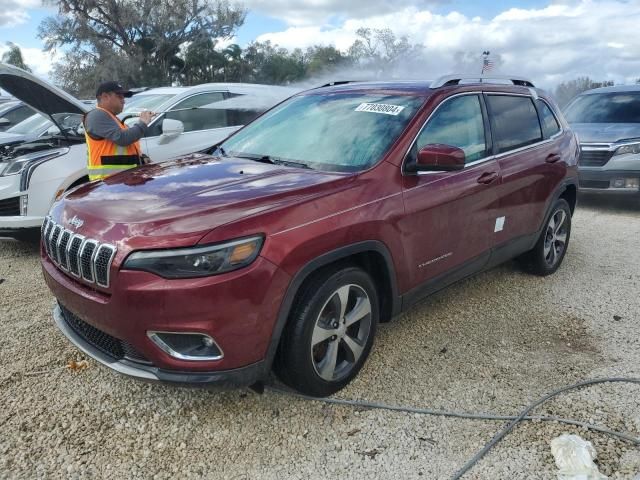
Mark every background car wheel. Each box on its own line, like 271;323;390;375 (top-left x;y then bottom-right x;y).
518;198;572;276
275;266;379;397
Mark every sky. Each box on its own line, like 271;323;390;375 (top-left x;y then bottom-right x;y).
0;0;639;90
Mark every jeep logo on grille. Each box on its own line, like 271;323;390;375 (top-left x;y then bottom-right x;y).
68;215;84;229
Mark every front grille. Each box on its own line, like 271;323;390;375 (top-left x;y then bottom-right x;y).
579;150;614;167
0;196;20;216
580;180;610;189
59;303;149;363
42;216;116;288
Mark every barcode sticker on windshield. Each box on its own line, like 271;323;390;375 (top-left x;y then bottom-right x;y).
355;103;405;116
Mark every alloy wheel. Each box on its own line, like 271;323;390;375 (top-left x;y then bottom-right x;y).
544;208;568;267
310;284;372;382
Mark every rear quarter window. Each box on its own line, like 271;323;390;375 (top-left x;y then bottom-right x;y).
487;95;542;154
538;100;561;138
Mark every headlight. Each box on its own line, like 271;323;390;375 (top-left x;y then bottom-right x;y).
614;142;640;156
123;235;264;278
0;147;69;177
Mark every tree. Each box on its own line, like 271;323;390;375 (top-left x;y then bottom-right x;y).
39;0;246;95
554;77;614;107
305;45;352;76
347;28;424;77
1;42;31;72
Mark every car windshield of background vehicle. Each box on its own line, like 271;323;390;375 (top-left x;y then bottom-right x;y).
6;113;50;135
564;92;640;123
221;93;425;172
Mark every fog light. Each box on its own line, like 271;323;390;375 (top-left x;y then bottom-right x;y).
19;195;28;216
147;331;223;361
612;178;625;188
625;178;639;189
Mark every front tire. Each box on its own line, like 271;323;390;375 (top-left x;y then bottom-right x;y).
275;266;379;397
519;198;572;276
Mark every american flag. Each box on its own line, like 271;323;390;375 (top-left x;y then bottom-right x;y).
482;57;494;74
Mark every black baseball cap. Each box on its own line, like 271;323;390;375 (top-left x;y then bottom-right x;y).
95;81;133;98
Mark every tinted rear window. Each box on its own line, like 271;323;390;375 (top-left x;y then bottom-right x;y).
564;92;640;123
487;95;542;154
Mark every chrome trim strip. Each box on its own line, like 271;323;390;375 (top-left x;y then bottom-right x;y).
53;305;158;381
147;331;224;361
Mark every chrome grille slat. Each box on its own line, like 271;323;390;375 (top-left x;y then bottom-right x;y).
95;245;116;287
68;235;84;277
44;219;116;288
58;231;72;270
50;226;62;264
80;240;98;283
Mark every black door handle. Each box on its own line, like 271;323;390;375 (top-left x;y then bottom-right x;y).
477;171;498;184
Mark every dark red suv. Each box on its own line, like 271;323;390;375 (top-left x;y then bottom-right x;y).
41;75;579;396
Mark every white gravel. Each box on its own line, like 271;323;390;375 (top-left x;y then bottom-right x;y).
0;195;639;479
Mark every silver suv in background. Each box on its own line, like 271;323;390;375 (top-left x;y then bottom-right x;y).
564;85;640;195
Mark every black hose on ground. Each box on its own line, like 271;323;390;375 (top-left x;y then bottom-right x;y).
266;377;640;479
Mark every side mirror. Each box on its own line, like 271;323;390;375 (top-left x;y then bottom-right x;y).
0;117;10;128
159;118;184;144
408;143;466;173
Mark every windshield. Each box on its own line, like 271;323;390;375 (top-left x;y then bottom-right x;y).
564;92;640;123
221;93;424;171
123;94;177;113
6;113;51;135
0;101;20;115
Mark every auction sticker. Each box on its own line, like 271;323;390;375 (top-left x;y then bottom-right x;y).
355;103;405;115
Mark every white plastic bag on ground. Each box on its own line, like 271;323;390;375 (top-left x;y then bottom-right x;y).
550;434;607;480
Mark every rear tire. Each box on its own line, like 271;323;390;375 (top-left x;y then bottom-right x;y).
518;198;572;276
275;266;379;397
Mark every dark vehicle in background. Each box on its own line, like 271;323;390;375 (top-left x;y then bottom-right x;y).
565;85;640;194
42;75;579;396
0;101;35;132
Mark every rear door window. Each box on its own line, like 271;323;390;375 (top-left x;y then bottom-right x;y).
415;94;487;163
487;95;542;153
538;100;561;138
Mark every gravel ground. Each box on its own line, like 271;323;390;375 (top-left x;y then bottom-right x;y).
0;195;639;479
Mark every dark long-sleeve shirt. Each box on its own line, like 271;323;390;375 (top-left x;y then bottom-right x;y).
84;108;147;146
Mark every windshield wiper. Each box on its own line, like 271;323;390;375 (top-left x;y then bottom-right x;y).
235;153;312;169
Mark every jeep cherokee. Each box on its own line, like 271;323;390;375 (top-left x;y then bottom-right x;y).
41;75;579;397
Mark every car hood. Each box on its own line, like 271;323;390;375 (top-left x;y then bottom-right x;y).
52;154;348;248
0;63;89;118
570;123;640;144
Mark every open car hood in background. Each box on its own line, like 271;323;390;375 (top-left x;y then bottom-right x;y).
0;63;90;118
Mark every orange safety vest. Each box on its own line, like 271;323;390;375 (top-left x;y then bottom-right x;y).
84;107;142;181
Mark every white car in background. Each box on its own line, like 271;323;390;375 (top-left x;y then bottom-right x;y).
0;63;298;239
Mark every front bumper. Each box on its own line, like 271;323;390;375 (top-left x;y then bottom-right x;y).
54;304;266;387
578;169;640;194
43;246;291;383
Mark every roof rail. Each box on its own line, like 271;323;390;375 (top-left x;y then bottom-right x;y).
431;75;535;88
316;80;361;88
